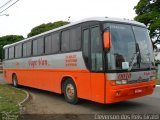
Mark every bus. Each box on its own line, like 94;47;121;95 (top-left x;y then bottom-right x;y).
2;17;156;104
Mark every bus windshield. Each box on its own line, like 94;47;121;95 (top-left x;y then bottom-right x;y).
104;23;154;70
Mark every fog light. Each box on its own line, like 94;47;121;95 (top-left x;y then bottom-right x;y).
116;91;121;96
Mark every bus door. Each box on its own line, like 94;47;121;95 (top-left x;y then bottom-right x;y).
83;25;106;103
90;26;105;103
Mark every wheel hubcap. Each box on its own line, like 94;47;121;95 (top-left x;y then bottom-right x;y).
66;84;74;99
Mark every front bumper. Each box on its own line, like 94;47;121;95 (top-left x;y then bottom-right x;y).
106;80;155;104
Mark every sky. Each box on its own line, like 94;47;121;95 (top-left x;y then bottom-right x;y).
0;0;139;38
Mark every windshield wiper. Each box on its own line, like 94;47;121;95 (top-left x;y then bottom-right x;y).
128;51;139;71
128;43;141;71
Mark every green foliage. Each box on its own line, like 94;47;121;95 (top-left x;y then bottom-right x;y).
0;84;26;113
134;0;160;49
0;35;24;60
27;21;69;37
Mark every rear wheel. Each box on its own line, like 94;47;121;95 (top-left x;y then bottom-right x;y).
12;74;18;88
63;79;78;104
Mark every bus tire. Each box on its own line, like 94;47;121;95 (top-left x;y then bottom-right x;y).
63;78;78;104
12;74;18;88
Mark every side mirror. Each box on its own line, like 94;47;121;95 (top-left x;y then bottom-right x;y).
103;32;111;49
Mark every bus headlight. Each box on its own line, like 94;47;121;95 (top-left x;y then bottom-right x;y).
116;80;122;85
111;80;128;85
115;80;128;85
122;79;128;84
150;76;156;80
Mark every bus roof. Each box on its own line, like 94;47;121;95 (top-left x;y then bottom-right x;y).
3;17;146;49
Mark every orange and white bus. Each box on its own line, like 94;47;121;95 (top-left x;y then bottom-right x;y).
3;17;156;104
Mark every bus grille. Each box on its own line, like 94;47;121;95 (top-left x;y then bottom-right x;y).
128;78;149;84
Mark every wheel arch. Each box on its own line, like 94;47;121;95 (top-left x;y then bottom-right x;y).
12;72;17;80
12;72;19;87
12;73;16;77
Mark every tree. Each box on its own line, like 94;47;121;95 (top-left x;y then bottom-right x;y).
0;35;24;60
27;21;69;37
134;0;160;50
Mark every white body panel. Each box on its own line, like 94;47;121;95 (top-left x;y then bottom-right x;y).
3;52;87;70
107;70;156;83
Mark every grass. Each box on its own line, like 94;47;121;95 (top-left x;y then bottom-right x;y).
0;84;26;113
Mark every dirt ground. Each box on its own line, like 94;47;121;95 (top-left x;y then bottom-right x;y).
20;85;160;114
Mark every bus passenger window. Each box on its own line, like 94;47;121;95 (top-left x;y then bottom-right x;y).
52;33;60;53
61;30;70;52
37;37;44;55
23;43;27;57
26;41;31;56
70;27;81;51
45;35;52;54
33;40;38;55
5;48;8;59
15;44;22;58
9;47;14;59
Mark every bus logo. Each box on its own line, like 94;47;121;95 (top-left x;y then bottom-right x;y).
28;58;48;68
118;73;131;80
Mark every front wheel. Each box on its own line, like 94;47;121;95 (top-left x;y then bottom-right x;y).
12;74;18;88
63;79;78;104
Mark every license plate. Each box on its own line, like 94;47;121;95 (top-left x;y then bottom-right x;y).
135;89;142;94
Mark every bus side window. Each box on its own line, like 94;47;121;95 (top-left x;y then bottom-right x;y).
5;48;8;59
61;30;70;52
70;27;81;51
52;33;60;53
26;41;31;57
33;40;38;55
9;47;14;59
15;44;22;58
23;43;27;57
45;35;52;54
37;37;44;55
91;26;103;71
83;29;89;68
